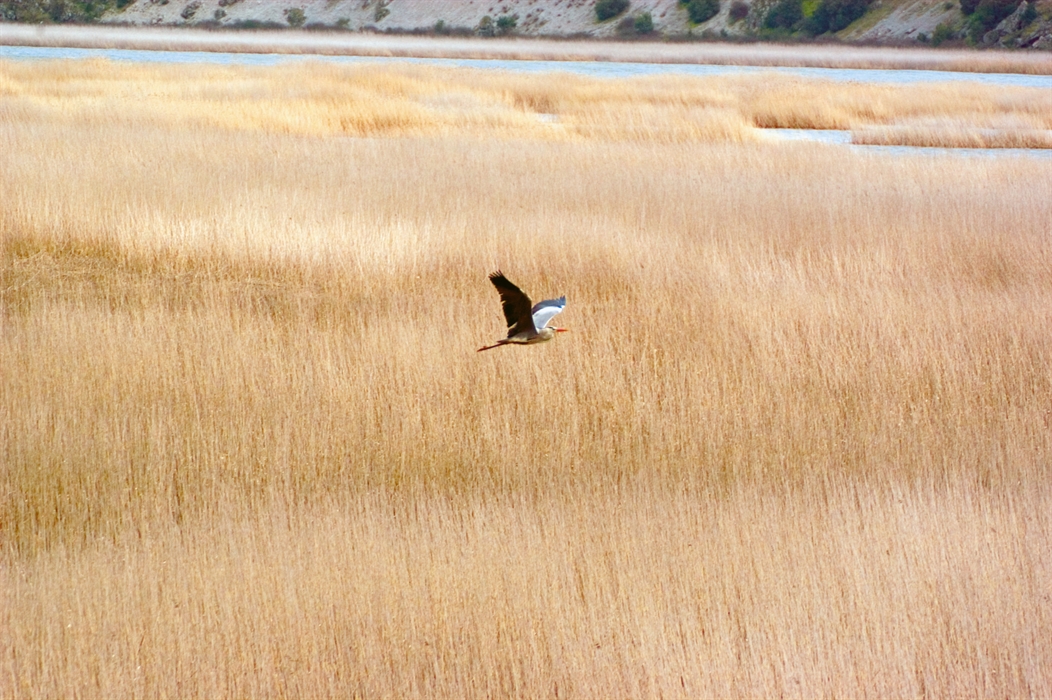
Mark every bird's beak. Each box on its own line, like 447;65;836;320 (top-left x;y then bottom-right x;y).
555;327;569;333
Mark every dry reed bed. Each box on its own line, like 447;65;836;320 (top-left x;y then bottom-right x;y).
3;59;1051;141
2;61;1052;698
853;125;1052;149
7;484;1050;698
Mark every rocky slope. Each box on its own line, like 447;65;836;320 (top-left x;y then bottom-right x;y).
4;0;1051;49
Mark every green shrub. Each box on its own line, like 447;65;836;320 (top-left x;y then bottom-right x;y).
729;0;750;22
687;0;720;22
967;0;1019;33
802;0;870;33
0;0;120;22
930;21;955;44
0;0;41;20
595;0;630;21
634;10;654;32
227;18;283;28
46;0;69;21
476;15;495;36
496;13;518;34
284;6;304;26
764;0;802;28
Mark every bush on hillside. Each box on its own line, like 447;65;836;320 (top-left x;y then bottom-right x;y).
284;6;305;26
802;0;871;34
496;13;518;34
966;0;1020;32
476;14;495;35
764;0;803;28
729;0;750;22
595;0;630;21
1;0;114;22
930;21;956;44
686;0;721;23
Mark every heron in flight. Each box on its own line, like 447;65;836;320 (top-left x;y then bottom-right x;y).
477;271;568;352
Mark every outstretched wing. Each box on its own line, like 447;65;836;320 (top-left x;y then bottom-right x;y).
489;271;536;337
531;296;566;330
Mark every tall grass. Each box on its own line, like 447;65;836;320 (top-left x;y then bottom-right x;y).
2;60;1051;697
853;124;1052;149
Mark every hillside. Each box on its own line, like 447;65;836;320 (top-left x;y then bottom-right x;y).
3;0;1051;49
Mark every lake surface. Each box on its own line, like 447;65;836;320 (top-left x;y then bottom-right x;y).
3;44;1052;89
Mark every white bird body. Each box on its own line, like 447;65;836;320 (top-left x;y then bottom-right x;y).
478;272;568;352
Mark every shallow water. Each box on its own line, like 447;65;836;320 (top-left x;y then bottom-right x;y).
761;128;1052;159
3;44;1052;89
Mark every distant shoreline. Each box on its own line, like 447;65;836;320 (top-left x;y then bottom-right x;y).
3;23;1051;74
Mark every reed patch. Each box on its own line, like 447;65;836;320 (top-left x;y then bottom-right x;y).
2;59;1051;698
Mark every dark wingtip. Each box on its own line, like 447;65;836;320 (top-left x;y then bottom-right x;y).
488;270;515;290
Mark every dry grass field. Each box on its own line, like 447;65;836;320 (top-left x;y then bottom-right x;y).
852;124;1052;149
2;60;1051;698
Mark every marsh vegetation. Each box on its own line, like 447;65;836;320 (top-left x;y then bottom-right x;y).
2;60;1051;698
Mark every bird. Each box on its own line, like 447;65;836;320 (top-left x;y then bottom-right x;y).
477;271;568;352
